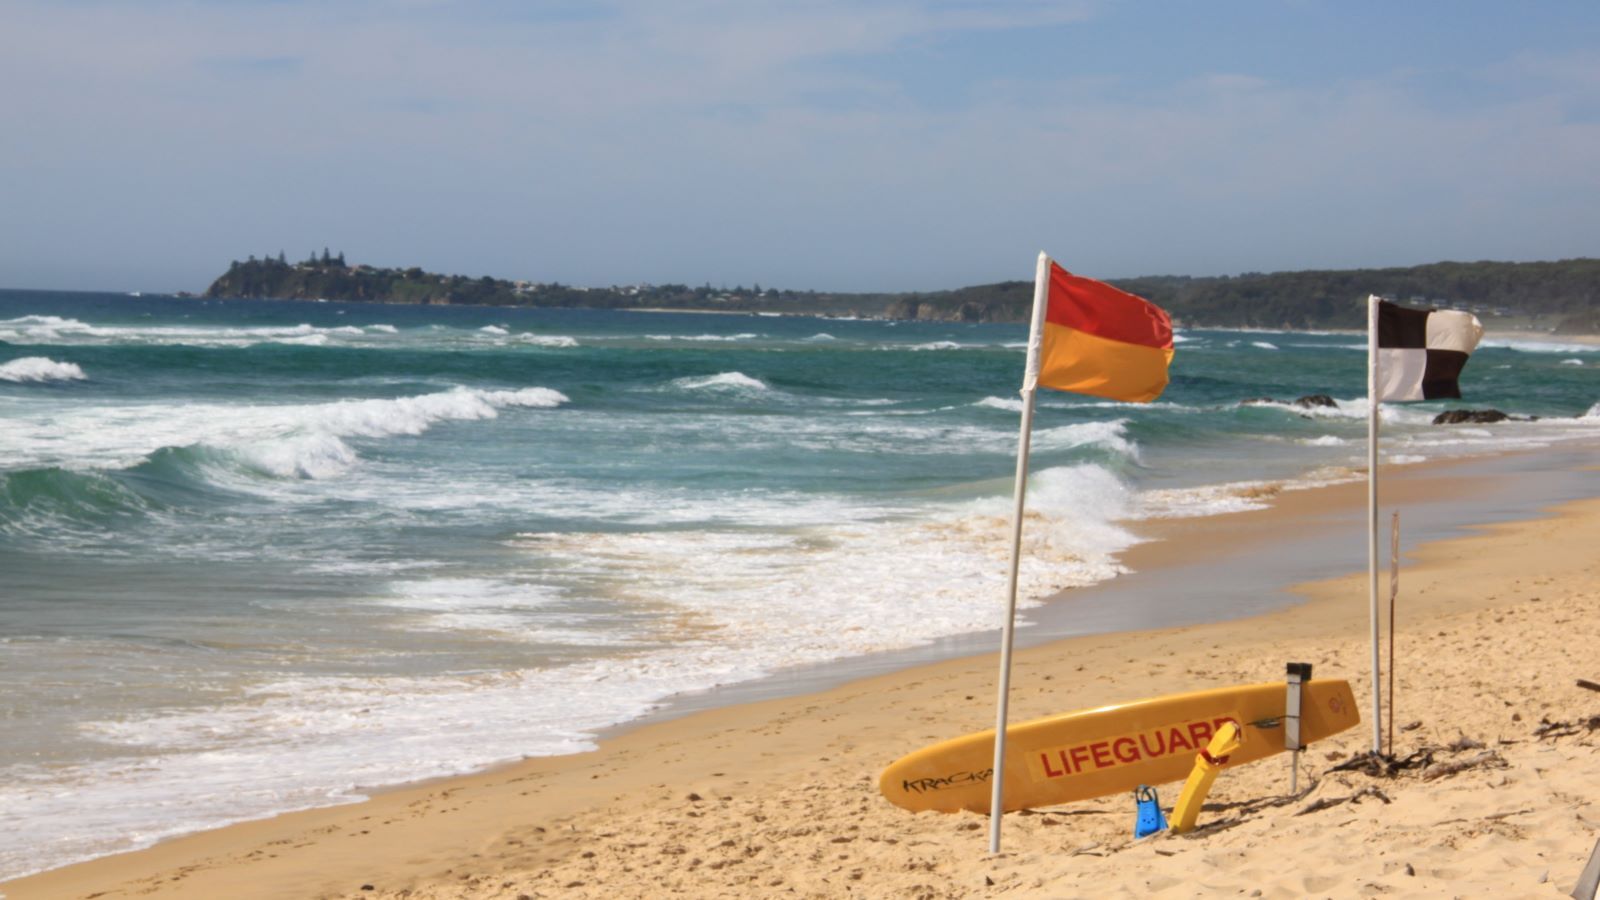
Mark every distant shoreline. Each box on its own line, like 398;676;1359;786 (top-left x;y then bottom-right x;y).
187;255;1600;332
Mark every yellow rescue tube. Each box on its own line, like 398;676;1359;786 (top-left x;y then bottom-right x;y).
1169;720;1244;833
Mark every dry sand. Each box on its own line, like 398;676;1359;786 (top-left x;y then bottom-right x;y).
6;476;1599;899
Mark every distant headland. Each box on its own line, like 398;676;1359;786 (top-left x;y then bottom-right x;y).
203;251;1600;332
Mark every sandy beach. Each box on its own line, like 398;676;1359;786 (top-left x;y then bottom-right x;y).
9;0;1600;894
6;460;1598;900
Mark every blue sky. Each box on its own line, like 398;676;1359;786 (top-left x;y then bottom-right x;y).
3;0;1598;292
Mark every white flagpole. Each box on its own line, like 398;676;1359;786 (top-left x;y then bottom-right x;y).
1366;295;1383;756
988;251;1051;854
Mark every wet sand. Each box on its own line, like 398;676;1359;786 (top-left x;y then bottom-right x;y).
6;456;1598;899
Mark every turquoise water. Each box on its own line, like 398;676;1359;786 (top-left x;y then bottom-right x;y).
1;290;1596;877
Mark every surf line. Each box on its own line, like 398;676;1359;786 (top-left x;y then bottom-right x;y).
1031;716;1240;779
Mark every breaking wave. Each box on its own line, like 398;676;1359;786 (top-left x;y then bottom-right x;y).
0;356;87;383
2;386;570;479
672;372;768;392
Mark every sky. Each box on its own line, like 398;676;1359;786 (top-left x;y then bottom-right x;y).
3;0;1598;293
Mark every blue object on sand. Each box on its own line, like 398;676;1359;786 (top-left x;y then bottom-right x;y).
1134;785;1168;838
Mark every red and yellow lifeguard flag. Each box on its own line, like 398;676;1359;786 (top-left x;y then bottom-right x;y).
1034;262;1173;402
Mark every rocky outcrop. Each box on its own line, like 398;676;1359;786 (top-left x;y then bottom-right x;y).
1432;409;1515;425
1292;394;1338;409
1241;394;1340;410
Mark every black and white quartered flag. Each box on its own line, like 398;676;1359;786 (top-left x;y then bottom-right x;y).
1361;295;1486;756
1373;298;1484;401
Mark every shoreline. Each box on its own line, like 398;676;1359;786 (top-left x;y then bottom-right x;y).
7;447;1597;898
607;446;1594;729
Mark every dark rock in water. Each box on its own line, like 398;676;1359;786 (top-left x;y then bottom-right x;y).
1293;394;1338;409
1240;394;1338;408
1240;395;1338;421
1432;409;1511;425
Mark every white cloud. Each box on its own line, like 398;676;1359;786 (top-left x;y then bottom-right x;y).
1;1;1596;291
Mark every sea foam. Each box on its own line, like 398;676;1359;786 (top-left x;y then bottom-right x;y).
672;372;768;392
513;333;579;348
0;386;570;478
1;462;1148;879
0;356;88;382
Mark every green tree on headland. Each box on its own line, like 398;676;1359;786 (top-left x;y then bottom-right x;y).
202;255;1600;329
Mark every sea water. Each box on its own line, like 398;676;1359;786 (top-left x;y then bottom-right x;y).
1;290;1596;878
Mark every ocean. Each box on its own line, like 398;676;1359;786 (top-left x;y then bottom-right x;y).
1;289;1596;879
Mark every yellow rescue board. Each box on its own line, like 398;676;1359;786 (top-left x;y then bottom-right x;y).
880;679;1358;813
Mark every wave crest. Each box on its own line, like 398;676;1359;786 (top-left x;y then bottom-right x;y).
1031;419;1140;461
975;396;1023;412
672;372;767;392
513;334;579;348
0;357;88;383
3;386;571;480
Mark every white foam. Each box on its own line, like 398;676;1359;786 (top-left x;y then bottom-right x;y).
480;387;569;408
659;411;1140;461
1140;466;1367;519
385;577;563;612
1562;359;1584;366
1300;435;1347;447
646;333;758;342
1056;399;1199;412
0;315;559;351
1031;419;1139;460
0;386;570;477
1140;482;1275;518
1481;337;1599;354
806;333;836;341
511;464;1141;665
1251;341;1279;350
3;659;667;878
238;433;360;479
1242;396;1432;425
0;314;90;339
374;577;594;639
0;356;88;383
908;341;964;351
975;396;1024;412
0;463;1150;879
513;333;579;348
672;372;768;392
